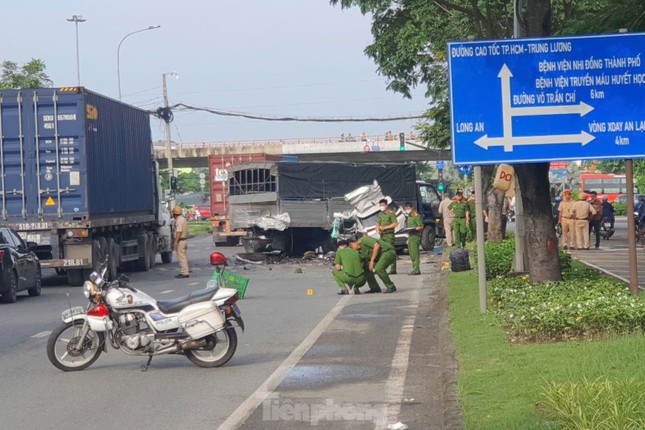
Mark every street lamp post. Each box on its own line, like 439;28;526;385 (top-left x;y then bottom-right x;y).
67;15;86;86
117;25;161;100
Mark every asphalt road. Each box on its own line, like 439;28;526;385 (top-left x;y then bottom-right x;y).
508;215;645;285
0;235;457;429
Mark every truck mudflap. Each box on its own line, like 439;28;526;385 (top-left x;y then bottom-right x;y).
40;258;90;269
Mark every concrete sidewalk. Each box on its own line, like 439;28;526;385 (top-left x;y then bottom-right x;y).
233;252;462;430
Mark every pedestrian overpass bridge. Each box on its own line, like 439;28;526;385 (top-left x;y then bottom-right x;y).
153;135;451;168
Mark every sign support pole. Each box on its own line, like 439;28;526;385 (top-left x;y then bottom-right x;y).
626;159;639;293
511;0;527;274
474;166;487;313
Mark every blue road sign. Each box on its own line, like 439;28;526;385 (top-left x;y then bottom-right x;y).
457;165;473;175
448;32;645;165
436;160;445;170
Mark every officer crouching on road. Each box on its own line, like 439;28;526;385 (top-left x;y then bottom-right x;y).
332;240;366;295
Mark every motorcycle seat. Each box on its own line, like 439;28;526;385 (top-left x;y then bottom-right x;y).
157;289;217;314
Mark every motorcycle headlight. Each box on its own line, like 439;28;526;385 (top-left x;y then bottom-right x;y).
83;280;98;298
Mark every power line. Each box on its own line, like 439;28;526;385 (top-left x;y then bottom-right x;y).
158;103;425;123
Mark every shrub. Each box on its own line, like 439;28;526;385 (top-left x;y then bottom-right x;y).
614;202;627;216
490;273;645;341
471;236;571;279
539;378;645;429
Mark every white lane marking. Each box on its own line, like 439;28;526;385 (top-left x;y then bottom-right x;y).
377;288;421;430
31;331;52;339
159;290;175;294
218;295;353;430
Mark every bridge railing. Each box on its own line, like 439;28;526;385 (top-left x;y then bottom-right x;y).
152;133;418;149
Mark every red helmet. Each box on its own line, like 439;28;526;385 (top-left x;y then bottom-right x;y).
210;251;227;266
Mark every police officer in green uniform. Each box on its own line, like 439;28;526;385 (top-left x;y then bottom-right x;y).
377;198;398;275
448;191;470;248
403;202;423;275
332;240;366;295
349;235;398;293
467;191;477;241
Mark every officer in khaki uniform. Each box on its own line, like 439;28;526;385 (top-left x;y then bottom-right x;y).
376;199;398;274
438;193;455;246
571;193;596;250
172;206;190;278
558;190;575;250
403;202;423;275
448;191;470;248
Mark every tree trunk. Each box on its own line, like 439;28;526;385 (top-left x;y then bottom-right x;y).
516;163;562;282
486;187;507;242
480;165;506;242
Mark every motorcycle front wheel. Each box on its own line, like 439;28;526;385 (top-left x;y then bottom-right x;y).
185;325;238;368
47;320;104;371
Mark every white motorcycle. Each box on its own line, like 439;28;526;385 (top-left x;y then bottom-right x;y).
46;256;244;371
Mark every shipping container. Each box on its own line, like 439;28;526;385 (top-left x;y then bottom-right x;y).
0;87;173;285
0;87;155;222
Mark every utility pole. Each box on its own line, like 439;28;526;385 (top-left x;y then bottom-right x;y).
162;73;175;207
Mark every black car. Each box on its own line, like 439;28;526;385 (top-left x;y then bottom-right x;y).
0;227;41;304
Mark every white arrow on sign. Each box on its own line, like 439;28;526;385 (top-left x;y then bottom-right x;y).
475;131;596;151
510;101;594;117
476;64;596;152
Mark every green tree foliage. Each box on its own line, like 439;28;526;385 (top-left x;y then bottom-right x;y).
160;169;209;194
330;0;645;148
0;59;52;89
330;0;645;281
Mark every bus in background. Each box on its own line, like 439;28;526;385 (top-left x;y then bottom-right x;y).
580;173;637;202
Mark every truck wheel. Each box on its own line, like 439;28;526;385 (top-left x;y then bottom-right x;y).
107;237;119;280
148;232;156;268
67;269;84;286
135;234;151;271
161;251;173;264
421;225;436;251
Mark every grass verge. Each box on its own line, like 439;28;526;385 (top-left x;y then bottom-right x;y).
448;269;645;429
188;221;213;237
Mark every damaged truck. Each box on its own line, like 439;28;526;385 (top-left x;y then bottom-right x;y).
212;161;443;255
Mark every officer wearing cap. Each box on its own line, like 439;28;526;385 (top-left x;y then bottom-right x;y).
448;191;470;248
403;202;422;275
332;240;366;295
558;190;575;250
376;198;398;275
571;192;596;250
172;206;190;278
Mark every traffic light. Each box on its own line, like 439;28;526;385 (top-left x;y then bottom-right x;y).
170;176;177;191
438;183;445;192
399;132;405;151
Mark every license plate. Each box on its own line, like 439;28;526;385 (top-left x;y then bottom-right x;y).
62;306;85;320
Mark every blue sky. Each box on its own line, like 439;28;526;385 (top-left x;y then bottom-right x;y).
2;1;429;143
